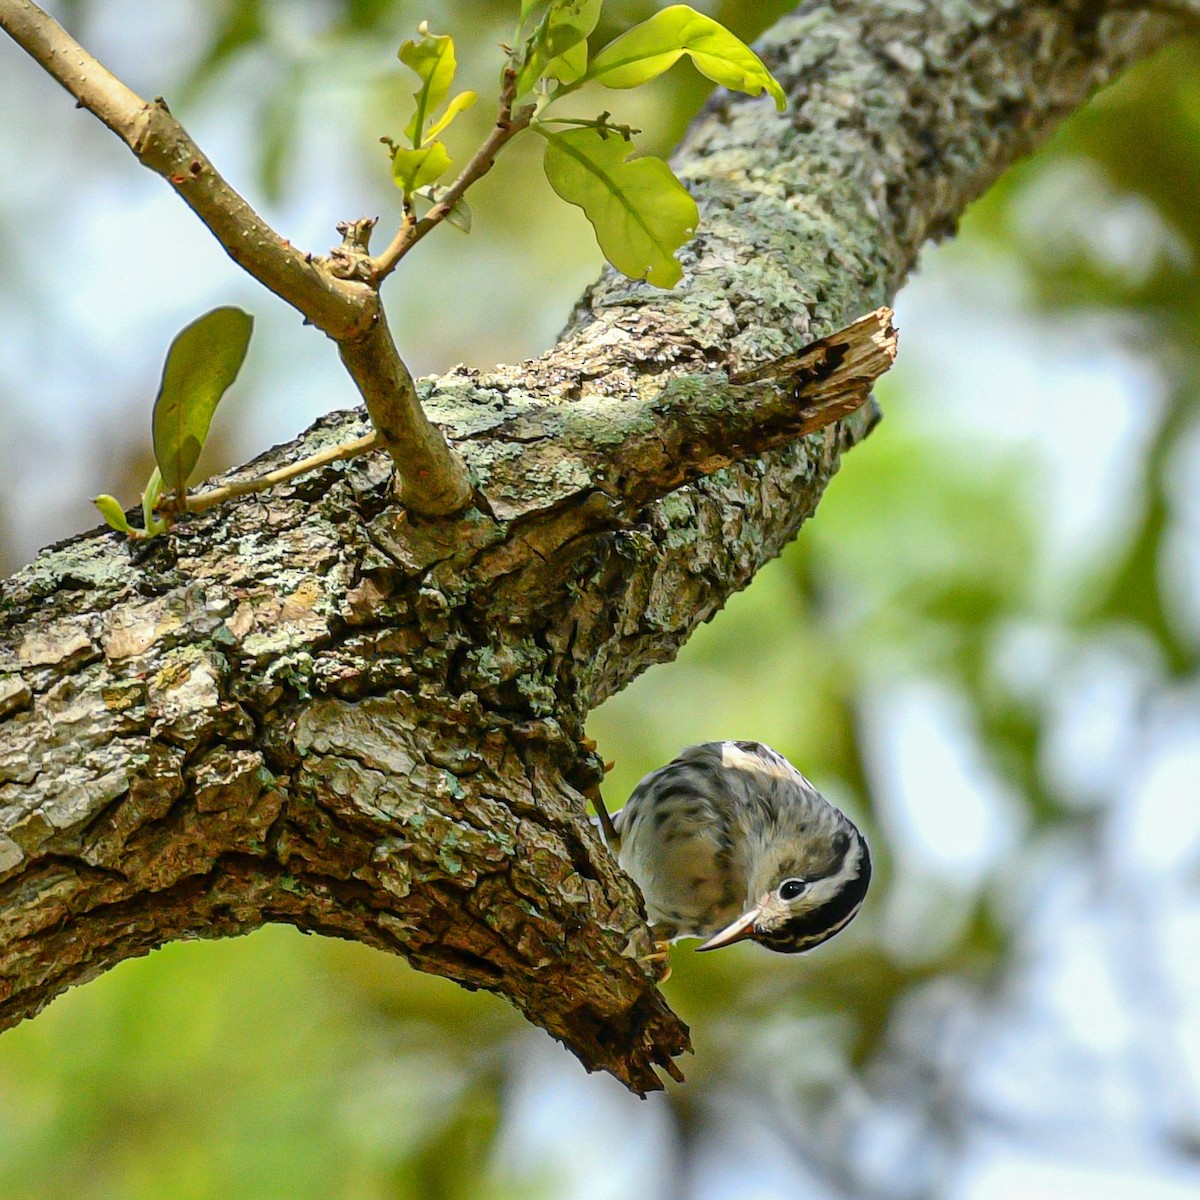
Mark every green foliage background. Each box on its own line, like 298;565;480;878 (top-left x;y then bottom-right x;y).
1;3;1199;1197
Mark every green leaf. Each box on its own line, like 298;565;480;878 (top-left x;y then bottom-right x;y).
543;0;602;59
151;307;254;499
540;126;698;288
545;38;589;84
141;467;167;536
515;0;602;95
579;4;786;110
444;196;473;233
399;23;458;147
422;89;477;143
392;141;453;196
415;184;474;232
93;495;133;535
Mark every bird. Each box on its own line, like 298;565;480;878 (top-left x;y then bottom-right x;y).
597;740;871;956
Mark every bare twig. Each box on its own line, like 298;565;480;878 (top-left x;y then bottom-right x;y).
536;113;641;139
184;432;381;514
0;0;474;517
323;218;473;512
0;0;369;339
372;68;536;281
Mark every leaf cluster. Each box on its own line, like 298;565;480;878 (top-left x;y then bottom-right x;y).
390;21;478;197
389;2;785;286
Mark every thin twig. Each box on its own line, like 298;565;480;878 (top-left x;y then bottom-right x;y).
372;68;536;281
536;113;642;139
590;789;619;847
0;0;369;340
184;432;381;514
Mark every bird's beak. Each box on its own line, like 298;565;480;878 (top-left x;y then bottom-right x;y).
696;906;763;951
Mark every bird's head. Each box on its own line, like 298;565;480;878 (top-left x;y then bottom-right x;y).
696;820;872;954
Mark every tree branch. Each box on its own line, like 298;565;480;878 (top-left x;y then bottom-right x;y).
0;0;473;517
325;219;475;514
0;0;1191;1092
0;0;367;339
185;432;381;515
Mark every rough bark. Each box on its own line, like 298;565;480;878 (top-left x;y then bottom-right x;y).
0;0;1189;1092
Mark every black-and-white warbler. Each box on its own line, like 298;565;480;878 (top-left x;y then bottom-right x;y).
600;741;871;954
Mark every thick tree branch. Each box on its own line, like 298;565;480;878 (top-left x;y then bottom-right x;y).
0;0;473;517
0;0;1191;1091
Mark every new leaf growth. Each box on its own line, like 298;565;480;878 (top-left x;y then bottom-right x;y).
387;3;785;287
392;22;478;198
94;306;253;539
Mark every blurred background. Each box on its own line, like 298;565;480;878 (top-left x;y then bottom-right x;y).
3;2;1200;1198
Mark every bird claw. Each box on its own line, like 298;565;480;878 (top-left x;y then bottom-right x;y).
644;938;672;984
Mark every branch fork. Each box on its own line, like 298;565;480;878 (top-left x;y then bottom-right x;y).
0;0;473;517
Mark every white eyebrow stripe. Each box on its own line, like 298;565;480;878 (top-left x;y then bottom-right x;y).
803;837;865;904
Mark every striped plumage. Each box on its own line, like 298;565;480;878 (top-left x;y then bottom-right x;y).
610;741;870;954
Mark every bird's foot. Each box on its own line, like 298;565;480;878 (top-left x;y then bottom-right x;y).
645;938;672;984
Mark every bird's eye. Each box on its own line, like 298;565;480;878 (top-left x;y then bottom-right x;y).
778;878;807;901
